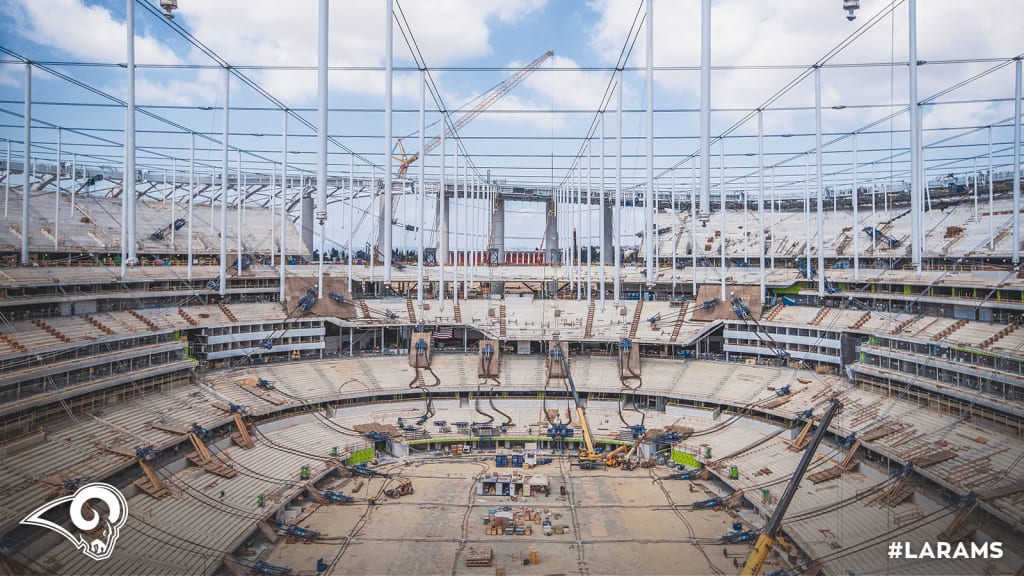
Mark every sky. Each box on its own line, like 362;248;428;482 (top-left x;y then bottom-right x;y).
0;0;1021;250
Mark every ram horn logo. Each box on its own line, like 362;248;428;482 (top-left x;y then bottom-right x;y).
20;482;128;561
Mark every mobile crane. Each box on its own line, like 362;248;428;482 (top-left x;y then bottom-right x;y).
740;398;843;575
548;341;606;469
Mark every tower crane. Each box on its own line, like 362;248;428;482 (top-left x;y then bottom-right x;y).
394;50;553;180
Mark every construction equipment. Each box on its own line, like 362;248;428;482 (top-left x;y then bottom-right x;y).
230;404;255;449
548;340;604;468
280;524;320;541
384;479;414;499
251;561;293;576
741;398;843;576
150;217;186;241
134;447;170;498
863;226;900;248
321;491;354;504
729;292;791;361
394;50;553;180
230;253;252;273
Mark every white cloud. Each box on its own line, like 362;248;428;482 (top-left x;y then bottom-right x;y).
179;0;547;103
588;0;1024;134
8;0;181;65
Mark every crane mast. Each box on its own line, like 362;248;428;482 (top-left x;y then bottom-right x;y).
396;50;553;178
741;398;843;575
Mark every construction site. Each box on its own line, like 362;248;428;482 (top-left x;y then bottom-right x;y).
1;1;1023;575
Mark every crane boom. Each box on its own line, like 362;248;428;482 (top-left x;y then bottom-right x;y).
551;342;601;466
740;398;843;575
396;50;554;178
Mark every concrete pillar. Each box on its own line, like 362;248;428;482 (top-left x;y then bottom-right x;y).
492;195;505;263
544;196;560;264
301;192;314;257
602;201;615;264
439;184;450;264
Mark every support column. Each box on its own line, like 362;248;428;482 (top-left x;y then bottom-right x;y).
218;67;229;296
492;195;506;264
439;127;447;308
599;111;607;309
908;0;922;273
815;67;825;297
417;69;426;303
614;69;623;303
383;0;394;281
853;132;860;280
757;110;765;302
698;0;711;223
125;0;137;263
644;0;655;286
544;196;560;263
302;191;314;256
188;132;194;280
21;63;31;265
280;111;288;303
1013;57;1021;267
316;0;329;298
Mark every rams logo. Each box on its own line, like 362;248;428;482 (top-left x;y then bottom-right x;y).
21;482;127;561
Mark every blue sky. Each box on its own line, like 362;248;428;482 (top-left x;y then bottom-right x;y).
1;0;1021;249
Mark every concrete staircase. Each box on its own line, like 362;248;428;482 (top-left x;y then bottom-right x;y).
32;319;70;344
851;311;872;330
982;324;1018;348
84;314;115;336
178;307;199;326
628;301;644;340
931;318;967;342
583;302;595;339
406;299;417;323
671;301;690;342
454;304;463;323
219;303;238;323
811;307;832;326
499;305;507;339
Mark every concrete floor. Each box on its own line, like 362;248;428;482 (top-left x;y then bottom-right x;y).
264;458;741;576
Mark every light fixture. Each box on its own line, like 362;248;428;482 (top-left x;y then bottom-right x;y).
843;0;860;21
160;0;178;19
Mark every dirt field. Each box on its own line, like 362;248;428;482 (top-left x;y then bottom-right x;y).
263;458;742;576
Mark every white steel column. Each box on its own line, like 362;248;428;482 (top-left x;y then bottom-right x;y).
615;69;623;303
671;170;677;289
439;127;446;308
125;0;137;263
237;150;243;271
989;126;994;250
1013;57;1021;267
4;140;10;219
908;0;922;273
270;162;275;267
188;133;194;279
417;69;426;303
599;112;606;310
815;67;825;297
644;0;655;286
719;140;726;301
348;154;354;293
219;67;229;297
853;132;860;280
21;64;31;264
54;127;61;251
383;0;394;281
804;154;812;281
587;141;593;301
453;146;460;304
170;159;176;247
769;166;775;268
972;158;978;222
280;111;288;302
71;153;76;215
757;110;765;301
698;0;711;222
317;0;329;298
690;160;697;294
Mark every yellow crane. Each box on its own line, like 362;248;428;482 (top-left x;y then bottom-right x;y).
393;50;553;180
741;398;843;575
